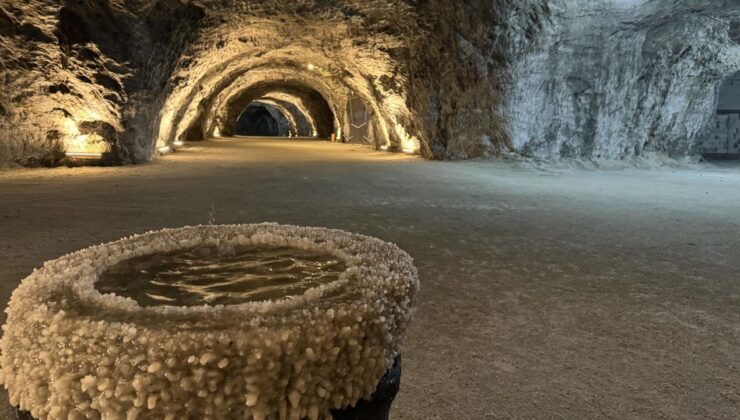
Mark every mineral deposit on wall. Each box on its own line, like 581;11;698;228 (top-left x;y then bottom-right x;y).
504;0;740;160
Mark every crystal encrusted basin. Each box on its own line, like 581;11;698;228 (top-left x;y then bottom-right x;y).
0;224;419;420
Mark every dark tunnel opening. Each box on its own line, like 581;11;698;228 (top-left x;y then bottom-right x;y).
234;103;286;137
701;70;740;159
220;82;336;140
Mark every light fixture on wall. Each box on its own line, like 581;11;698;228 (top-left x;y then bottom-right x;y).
395;124;420;155
65;151;103;159
64;118;79;137
63;117;106;159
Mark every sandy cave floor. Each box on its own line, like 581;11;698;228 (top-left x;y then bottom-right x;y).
0;137;739;419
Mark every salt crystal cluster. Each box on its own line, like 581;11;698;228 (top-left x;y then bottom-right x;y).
0;224;419;419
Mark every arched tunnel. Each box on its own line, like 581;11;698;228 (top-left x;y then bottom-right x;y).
210;81;337;140
159;58;403;158
166;63;387;155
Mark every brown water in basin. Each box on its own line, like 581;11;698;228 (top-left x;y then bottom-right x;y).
96;245;346;307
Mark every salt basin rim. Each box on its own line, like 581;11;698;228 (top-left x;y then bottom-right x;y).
0;224;419;420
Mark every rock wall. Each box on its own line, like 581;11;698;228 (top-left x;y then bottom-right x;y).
0;0;737;166
504;0;740;160
0;0;204;165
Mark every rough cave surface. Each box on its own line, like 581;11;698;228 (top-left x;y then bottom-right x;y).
505;0;740;160
0;0;738;166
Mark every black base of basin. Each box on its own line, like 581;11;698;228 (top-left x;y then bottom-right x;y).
332;355;402;420
13;409;33;420
15;355;402;420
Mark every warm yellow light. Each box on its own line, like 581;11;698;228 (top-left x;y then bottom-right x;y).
213;127;222;138
307;63;316;71
63;117;110;157
380;145;390;151
66;133;110;155
75;109;102;122
395;123;420;155
173;140;185;147
158;146;171;155
65;152;102;159
64;118;80;136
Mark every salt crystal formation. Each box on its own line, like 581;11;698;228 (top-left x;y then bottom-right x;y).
0;224;419;419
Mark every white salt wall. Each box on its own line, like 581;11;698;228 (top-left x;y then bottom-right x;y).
504;0;740;160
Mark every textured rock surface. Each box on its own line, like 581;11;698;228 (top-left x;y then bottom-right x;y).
0;0;204;165
504;0;740;160
0;0;738;165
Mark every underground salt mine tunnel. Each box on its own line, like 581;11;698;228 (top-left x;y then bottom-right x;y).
0;0;739;419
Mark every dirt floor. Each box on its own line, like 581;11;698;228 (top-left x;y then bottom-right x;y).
1;138;739;419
